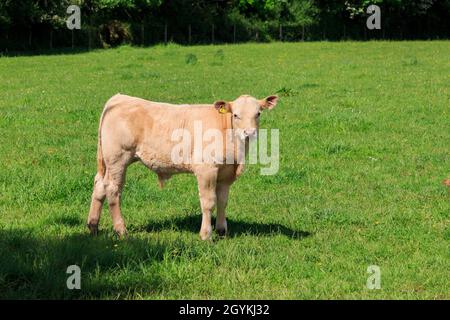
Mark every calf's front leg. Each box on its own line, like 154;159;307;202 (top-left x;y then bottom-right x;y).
215;182;231;237
196;168;218;240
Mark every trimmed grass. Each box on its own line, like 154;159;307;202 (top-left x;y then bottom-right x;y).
0;41;449;299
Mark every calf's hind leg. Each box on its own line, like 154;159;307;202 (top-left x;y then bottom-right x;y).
103;158;131;238
87;173;106;235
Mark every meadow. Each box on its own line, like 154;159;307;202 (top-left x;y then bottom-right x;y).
0;41;449;299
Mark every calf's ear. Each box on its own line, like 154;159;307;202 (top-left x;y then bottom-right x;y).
259;95;279;110
214;100;232;114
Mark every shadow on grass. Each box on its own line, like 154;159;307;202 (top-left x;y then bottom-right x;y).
140;215;311;239
0;214;309;298
0;229;168;299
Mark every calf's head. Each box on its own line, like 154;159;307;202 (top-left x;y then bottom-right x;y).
214;95;278;140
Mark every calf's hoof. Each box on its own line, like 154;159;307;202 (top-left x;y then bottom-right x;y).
216;227;227;237
215;221;227;238
87;223;99;236
114;224;128;239
199;228;212;241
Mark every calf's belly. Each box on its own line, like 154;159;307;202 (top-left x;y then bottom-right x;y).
135;148;192;174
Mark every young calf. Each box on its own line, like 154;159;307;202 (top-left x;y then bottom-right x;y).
87;94;278;240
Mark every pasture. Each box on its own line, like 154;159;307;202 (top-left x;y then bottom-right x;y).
0;41;449;299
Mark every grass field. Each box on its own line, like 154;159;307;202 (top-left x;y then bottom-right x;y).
0;41;449;299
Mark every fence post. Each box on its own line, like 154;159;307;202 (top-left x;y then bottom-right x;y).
50;29;53;49
141;21;145;46
188;24;191;44
164;23;168;44
72;29;74;49
211;24;215;44
88;17;93;50
28;27;32;48
88;25;91;50
279;24;283;41
233;24;236;43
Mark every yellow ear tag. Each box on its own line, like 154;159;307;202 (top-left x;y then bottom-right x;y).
219;106;227;114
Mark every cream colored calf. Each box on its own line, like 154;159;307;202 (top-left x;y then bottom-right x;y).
87;94;278;240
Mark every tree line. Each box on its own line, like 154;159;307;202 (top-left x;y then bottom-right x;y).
1;0;449;52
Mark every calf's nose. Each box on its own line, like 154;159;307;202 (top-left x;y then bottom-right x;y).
244;128;257;137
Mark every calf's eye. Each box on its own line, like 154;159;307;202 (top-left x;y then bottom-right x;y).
233;114;240;119
256;112;261;118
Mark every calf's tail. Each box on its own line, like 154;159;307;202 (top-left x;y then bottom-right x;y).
97;135;105;177
96;102;111;177
96;94;122;177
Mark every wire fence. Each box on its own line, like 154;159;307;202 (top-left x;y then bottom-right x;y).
1;17;447;54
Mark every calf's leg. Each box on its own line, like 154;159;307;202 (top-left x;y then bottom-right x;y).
104;163;129;237
215;182;231;237
100;151;134;238
87;173;106;235
196;168;218;240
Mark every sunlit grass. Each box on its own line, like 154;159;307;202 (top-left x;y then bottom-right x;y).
0;41;449;299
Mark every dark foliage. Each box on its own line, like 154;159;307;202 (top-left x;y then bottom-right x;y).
0;0;449;52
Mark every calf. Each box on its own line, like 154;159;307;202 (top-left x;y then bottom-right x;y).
87;93;278;240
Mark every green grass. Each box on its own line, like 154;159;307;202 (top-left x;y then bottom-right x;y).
0;41;449;299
